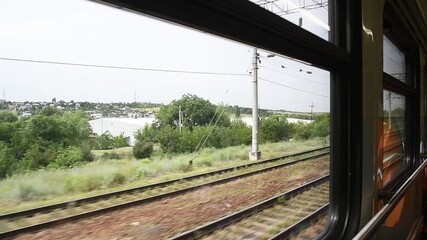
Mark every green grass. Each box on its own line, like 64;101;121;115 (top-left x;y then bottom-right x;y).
0;138;328;214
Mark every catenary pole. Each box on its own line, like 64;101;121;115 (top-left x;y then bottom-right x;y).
250;48;261;160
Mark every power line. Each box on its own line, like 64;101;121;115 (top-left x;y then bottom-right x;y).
260;57;300;71
0;57;249;77
259;65;329;86
260;56;329;77
258;76;330;98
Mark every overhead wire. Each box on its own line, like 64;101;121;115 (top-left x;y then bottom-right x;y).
194;86;231;154
260;56;330;77
0;57;249;77
259;65;329;86
258;76;330;98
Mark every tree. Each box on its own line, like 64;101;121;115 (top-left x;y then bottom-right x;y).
97;131;114;150
234;105;241;118
311;113;329;138
0;142;15;178
61;111;92;146
28;115;67;144
155;94;230;130
260;115;293;143
0;112;18;123
293;122;314;140
48;146;84;169
0;102;7;110
0;121;16;144
135;125;158;143
0;110;94;178
113;133;129;148
39;107;62;116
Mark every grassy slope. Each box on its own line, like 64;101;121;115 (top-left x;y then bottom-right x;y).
0;138;328;214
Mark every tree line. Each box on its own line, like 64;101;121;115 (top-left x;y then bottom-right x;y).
135;94;329;154
0;108;134;178
0;94;329;178
0;109;93;178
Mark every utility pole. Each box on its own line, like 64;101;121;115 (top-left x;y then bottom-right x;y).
179;105;183;133
249;48;261;160
309;102;315;120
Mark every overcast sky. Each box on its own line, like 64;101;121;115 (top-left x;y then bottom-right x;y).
0;0;331;112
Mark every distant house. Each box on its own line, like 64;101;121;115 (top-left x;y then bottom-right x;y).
91;113;103;119
128;112;142;119
22;112;32;117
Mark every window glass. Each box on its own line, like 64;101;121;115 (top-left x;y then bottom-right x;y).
0;0;331;239
382;90;406;185
250;0;330;41
383;35;406;82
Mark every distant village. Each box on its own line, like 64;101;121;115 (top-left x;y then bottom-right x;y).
0;97;317;122
0;98;159;119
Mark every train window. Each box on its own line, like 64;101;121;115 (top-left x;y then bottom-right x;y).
383;36;406;83
382;90;407;185
381;5;418;188
0;1;333;239
251;0;330;41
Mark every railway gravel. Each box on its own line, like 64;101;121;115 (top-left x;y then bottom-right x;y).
11;156;329;240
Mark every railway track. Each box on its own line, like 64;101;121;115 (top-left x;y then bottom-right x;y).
0;147;329;239
171;175;329;240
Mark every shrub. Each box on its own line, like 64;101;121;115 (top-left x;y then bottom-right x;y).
311;114;330;138
113;133;129;148
260;115;293;143
97;131;114;150
18;183;36;200
102;152;121;160
133;141;154;159
48;146;84;169
292;122;314;140
135;125;158;143
108;172;126;186
80;142;94;162
0;143;16;179
18;143;58;171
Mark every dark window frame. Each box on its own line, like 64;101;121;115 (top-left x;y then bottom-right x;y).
91;0;363;238
380;2;420;196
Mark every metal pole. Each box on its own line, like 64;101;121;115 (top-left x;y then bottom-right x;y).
179;105;182;133
250;48;261;160
309;102;315;120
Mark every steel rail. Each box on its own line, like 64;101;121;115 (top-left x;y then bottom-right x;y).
269;203;329;239
170;175;330;240
0;147;328;221
0;149;329;239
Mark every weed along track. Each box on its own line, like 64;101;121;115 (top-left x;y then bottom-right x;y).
171;176;329;240
1;148;329;239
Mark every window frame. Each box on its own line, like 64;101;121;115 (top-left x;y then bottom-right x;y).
90;0;364;238
380;2;420;196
